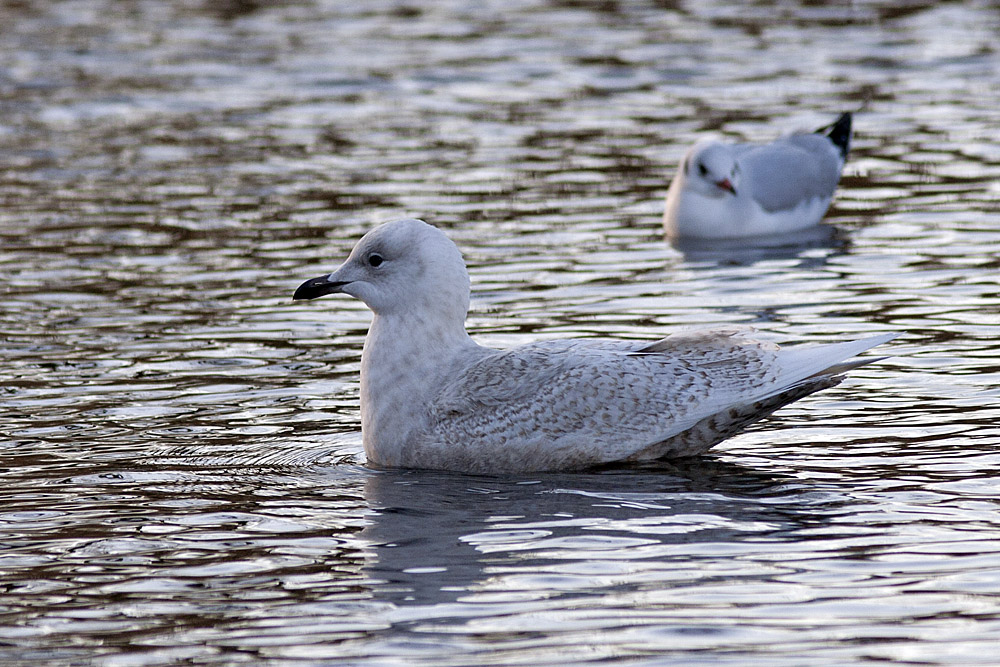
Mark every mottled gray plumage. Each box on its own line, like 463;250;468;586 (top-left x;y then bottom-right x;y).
294;218;894;474
421;334;777;471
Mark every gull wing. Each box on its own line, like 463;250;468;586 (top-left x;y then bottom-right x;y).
739;133;846;213
417;331;893;473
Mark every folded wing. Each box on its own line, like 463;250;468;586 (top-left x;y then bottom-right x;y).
739;134;846;213
420;331;893;473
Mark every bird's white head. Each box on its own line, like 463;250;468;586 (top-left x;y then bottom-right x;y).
681;140;741;198
294;218;471;325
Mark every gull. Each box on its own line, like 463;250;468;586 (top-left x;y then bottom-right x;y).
664;113;852;240
294;218;892;474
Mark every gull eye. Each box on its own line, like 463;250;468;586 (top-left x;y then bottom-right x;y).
698;163;708;177
368;253;384;268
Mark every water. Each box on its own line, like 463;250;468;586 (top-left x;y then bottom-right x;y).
1;0;999;664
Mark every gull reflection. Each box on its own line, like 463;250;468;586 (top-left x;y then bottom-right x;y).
358;459;826;612
669;223;849;266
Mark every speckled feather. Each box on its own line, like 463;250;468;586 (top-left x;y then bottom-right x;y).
414;333;783;473
295;218;894;474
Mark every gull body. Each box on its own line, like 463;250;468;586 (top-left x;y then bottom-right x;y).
294;218;892;474
664;113;852;240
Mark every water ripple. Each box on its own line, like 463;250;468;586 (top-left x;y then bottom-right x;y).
1;0;999;664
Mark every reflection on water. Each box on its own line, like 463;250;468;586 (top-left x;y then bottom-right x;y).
669;223;848;264
1;0;1000;664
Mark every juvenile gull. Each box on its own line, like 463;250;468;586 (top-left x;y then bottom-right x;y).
294;218;892;474
664;113;852;240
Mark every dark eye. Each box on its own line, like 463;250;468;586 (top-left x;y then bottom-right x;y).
698;163;708;176
368;253;384;268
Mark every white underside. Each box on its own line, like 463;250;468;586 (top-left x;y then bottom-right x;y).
664;189;833;240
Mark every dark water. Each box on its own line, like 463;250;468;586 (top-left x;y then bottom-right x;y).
1;0;999;664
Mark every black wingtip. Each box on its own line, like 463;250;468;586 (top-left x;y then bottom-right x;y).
821;112;852;159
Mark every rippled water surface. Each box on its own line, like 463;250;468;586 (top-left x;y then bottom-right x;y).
2;0;1000;664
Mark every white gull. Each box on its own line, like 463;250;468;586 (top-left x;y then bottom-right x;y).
294;218;893;474
664;113;852;240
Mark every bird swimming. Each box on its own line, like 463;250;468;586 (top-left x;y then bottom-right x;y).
664;113;852;240
294;218;892;474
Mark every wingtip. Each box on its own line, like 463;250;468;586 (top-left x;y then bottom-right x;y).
807;333;898;377
840;331;900;356
824;112;852;159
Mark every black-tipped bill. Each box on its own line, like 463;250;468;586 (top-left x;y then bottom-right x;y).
293;275;350;301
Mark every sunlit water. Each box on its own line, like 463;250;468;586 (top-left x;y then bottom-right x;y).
1;1;999;664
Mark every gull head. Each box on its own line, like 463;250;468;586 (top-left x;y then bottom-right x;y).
294;218;471;322
682;141;740;197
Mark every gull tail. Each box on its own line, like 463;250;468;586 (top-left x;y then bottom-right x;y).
816;355;890;377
